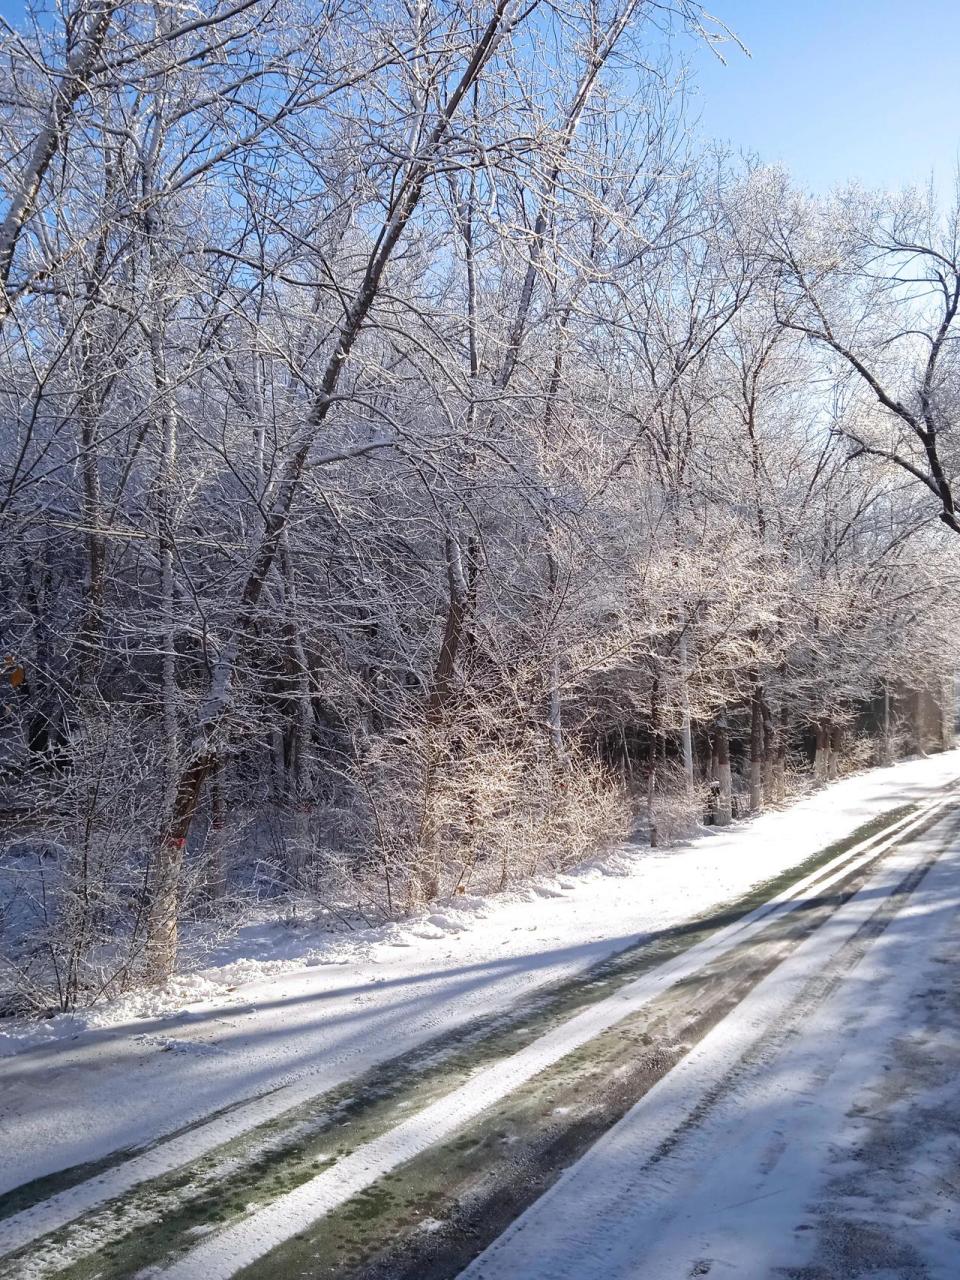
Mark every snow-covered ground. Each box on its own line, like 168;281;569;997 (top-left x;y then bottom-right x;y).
463;800;960;1280
2;750;960;1199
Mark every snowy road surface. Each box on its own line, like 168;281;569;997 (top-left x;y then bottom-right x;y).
2;753;960;1279
151;792;951;1280
465;811;960;1280
4;751;959;1195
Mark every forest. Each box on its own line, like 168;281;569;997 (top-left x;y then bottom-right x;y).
1;0;958;1012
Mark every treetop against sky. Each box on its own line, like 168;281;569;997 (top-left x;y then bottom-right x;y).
1;0;955;194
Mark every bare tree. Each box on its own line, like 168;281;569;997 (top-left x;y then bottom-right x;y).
764;175;960;534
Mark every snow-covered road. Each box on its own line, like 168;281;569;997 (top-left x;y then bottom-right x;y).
148;790;954;1280
3;751;959;1201
3;752;960;1280
464;800;960;1280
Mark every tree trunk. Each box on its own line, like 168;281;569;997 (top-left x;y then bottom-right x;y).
814;722;830;780
205;763;228;903
545;549;567;762
74;150;118;700
428;534;478;718
648;678;661;846
773;704;788;802
281;540;315;887
881;680;893;764
679;629;694;789
146;280;181;969
715;714;732;826
749;681;764;812
761;696;776;804
147;743;218;974
941;672;954;750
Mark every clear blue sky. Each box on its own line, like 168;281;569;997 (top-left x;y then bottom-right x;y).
689;0;960;193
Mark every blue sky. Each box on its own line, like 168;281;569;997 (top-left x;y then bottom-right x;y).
688;0;960;193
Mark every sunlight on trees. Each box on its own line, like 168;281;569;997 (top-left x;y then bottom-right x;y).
0;0;957;1007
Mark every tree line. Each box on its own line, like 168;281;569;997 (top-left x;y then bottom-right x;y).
0;0;957;1009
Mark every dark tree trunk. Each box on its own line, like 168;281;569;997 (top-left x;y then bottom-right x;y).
749;680;764;812
814;722;830;780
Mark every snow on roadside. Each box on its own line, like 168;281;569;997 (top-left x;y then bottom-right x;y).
3;749;960;1058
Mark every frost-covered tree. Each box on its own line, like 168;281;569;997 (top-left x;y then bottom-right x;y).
0;4;957;1010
